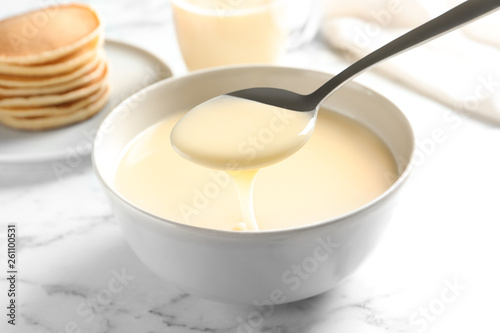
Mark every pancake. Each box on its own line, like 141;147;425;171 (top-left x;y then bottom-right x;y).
0;83;110;130
0;83;109;117
0;50;101;88
0;35;103;77
0;63;108;108
0;59;106;96
0;3;102;65
0;4;110;131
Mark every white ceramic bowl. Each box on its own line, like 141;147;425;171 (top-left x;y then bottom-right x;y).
93;66;414;304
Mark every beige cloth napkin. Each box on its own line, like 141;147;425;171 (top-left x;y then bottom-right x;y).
321;0;500;126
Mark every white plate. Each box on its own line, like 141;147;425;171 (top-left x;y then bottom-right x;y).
0;39;172;171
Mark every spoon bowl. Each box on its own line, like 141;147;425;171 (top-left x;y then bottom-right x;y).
170;94;317;171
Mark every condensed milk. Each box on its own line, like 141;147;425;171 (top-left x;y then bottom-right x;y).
114;106;397;231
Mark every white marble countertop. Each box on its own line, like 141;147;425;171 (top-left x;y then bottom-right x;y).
1;1;500;332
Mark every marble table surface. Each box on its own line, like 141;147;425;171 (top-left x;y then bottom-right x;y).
1;1;499;332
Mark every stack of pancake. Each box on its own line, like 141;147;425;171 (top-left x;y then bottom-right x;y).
0;3;110;131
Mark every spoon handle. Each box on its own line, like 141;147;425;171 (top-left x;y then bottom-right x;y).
309;0;500;106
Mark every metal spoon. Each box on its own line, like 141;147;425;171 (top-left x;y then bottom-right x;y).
228;0;500;112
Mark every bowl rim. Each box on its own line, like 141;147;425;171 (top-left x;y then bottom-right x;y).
92;64;416;237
